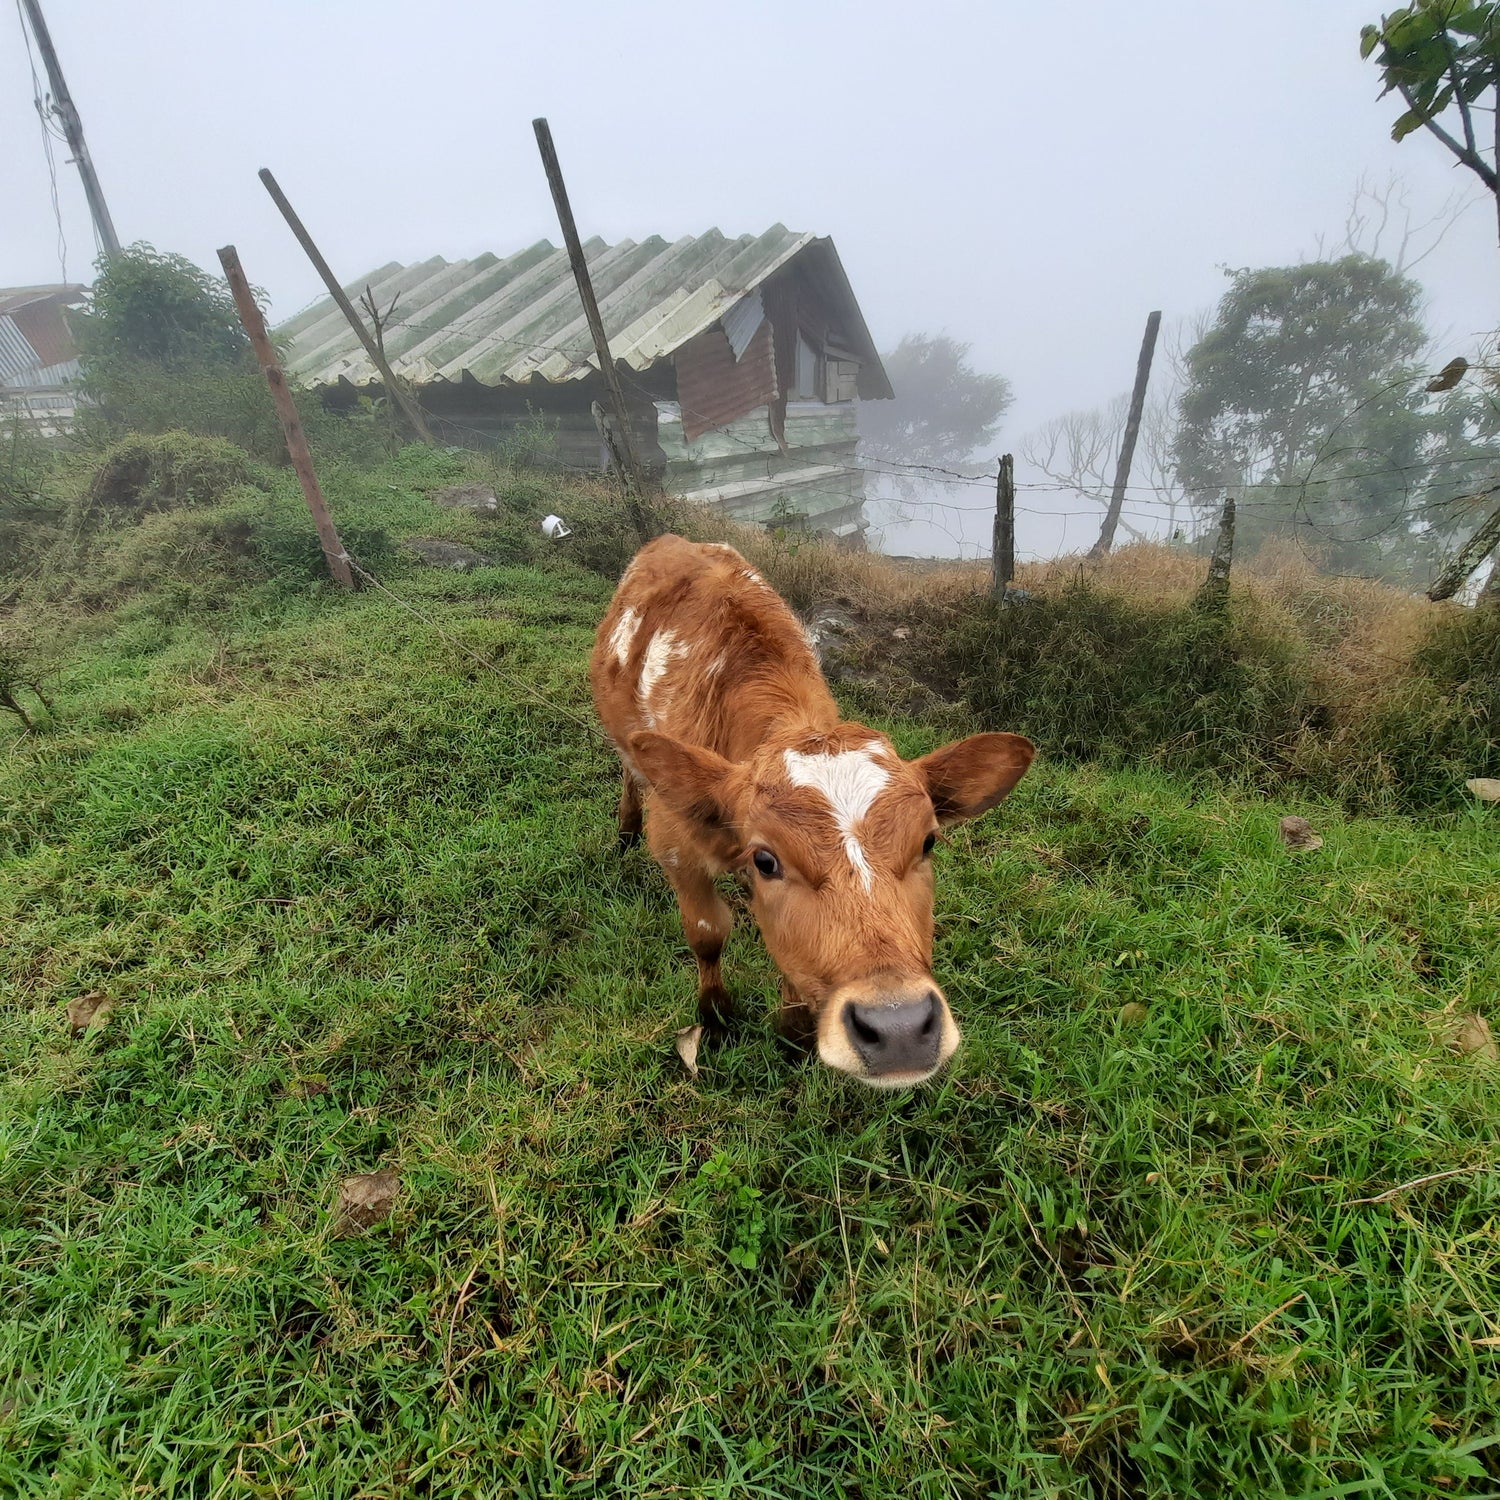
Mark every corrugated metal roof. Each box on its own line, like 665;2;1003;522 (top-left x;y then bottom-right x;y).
278;226;890;397
0;284;85;388
0;317;37;385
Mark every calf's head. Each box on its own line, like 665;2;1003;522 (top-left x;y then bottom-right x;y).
629;725;1034;1088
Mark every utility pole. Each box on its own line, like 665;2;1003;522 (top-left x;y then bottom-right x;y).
258;168;436;446
218;244;356;591
1090;310;1161;559
19;0;121;259
532;117;653;544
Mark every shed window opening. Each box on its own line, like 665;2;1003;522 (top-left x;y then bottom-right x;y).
792;332;822;401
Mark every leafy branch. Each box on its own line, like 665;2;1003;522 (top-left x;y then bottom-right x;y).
1362;2;1500;240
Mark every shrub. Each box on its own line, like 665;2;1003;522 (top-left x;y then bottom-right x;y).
250;504;396;584
1300;602;1500;808
84;432;263;522
75;245;248;383
0;419;63;584
61;502;261;614
944;577;1311;777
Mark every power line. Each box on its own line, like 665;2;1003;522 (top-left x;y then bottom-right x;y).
15;0;66;281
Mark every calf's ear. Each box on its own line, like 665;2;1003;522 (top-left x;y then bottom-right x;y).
914;732;1035;826
628;732;742;854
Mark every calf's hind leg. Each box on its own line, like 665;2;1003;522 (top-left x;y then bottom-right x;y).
646;807;734;1031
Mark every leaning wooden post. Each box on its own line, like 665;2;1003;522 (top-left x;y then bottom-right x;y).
217;244;356;590
1428;486;1500;601
1090;310;1162;559
990;453;1016;601
532;117;653;544
258;168;437;447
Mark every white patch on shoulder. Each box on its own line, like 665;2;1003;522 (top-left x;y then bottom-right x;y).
609;606;640;667
705;653;726;678
638;629;687;727
665;847;679;867
783;745;891;892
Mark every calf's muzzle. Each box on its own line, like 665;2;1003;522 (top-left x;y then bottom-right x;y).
822;978;959;1087
844;990;943;1075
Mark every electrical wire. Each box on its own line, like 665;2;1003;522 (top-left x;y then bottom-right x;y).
287;296;1500;569
15;0;68;281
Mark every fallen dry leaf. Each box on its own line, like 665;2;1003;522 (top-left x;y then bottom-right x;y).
1465;777;1500;804
333;1170;400;1237
1426;356;1468;393
288;1075;330;1099
1450;1013;1498;1063
66;992;115;1036
675;1024;703;1078
1279;815;1323;852
1118;1002;1149;1026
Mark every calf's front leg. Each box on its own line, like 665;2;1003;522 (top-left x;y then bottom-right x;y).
615;765;643;851
646;808;734;1031
774;978;816;1054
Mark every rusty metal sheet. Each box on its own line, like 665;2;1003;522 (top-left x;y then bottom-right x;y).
674;317;776;442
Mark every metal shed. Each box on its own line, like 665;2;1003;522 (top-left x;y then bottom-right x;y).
277;226;891;539
0;284;86;435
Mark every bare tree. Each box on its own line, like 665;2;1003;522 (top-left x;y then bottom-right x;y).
1314;172;1473;275
1020;387;1201;542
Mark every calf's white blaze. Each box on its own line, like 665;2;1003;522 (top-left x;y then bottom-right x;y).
609;607;640;666
783;745;891;892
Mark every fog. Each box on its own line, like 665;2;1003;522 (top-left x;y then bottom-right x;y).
5;0;1498;559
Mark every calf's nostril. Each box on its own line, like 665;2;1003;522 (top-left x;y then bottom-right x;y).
849;1008;881;1047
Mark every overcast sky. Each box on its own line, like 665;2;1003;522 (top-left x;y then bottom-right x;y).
5;0;1498;557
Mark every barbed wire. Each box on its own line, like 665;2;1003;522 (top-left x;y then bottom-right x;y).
290;305;1500;565
311;316;1500;496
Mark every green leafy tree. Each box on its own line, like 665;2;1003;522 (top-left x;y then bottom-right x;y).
1174;256;1491;582
1361;2;1500;244
76;244;251;399
859;333;1012;478
69;244;382;463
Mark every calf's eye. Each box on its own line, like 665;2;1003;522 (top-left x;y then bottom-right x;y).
752;848;782;880
921;832;937;858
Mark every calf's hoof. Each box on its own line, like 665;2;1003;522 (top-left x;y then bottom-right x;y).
773;1005;817;1057
697;984;736;1033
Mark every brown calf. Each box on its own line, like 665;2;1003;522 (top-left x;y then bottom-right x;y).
589;535;1034;1088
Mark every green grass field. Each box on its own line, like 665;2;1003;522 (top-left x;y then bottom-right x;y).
3;488;1500;1496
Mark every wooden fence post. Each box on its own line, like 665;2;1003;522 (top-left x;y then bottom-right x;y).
217;244;356;591
1199;491;1235;608
532;117;653;545
1091;310;1162;559
258;168;437;446
990;453;1016;601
